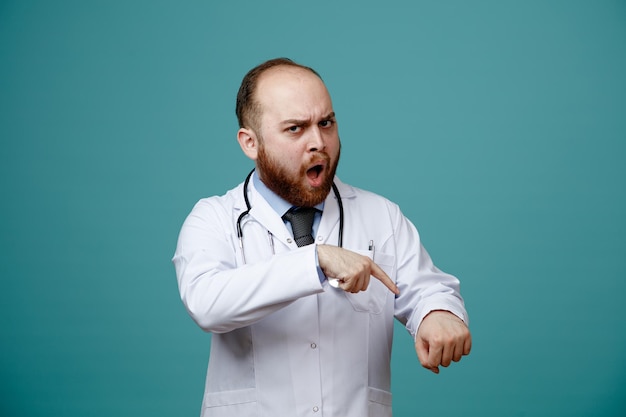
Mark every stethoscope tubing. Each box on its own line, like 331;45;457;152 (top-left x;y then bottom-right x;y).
236;168;344;263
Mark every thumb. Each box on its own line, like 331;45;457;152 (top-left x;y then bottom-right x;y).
415;336;428;365
415;337;439;374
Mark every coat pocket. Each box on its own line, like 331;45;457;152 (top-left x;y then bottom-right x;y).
202;388;257;417
368;386;392;416
342;250;395;314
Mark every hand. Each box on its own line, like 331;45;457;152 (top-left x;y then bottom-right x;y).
415;310;471;374
316;244;400;295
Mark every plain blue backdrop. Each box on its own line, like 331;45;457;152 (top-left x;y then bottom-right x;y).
1;1;625;416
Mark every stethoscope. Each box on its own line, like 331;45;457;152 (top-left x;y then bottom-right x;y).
236;168;344;264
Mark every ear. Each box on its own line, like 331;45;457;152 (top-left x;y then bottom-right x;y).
237;128;259;161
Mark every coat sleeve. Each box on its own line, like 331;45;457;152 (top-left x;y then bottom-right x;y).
172;197;324;334
388;200;469;339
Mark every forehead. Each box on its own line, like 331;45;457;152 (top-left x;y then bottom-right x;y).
255;66;333;122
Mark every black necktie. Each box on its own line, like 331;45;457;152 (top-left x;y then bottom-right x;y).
282;207;318;247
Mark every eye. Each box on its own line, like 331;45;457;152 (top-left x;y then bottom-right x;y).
319;119;335;128
287;125;301;133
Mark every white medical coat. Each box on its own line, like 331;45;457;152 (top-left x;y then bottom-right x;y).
173;177;468;417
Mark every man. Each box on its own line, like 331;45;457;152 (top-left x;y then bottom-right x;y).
173;57;471;417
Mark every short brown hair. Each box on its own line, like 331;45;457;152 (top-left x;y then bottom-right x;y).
235;58;321;130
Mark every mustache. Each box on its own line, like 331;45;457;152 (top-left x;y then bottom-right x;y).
307;151;330;164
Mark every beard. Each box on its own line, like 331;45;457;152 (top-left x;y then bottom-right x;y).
256;143;340;207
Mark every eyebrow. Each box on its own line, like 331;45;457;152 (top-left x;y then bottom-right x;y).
280;112;336;126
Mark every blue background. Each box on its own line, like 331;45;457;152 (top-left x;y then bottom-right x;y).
1;1;625;416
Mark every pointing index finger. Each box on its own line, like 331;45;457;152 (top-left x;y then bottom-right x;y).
369;259;400;295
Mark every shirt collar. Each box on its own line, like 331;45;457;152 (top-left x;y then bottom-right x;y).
252;170;325;216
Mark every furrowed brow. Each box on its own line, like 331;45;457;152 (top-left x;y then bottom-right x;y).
281;112;335;126
281;118;311;127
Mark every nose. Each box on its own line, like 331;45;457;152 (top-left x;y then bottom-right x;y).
307;126;325;152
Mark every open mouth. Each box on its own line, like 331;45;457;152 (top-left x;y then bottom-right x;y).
306;163;325;186
308;164;323;177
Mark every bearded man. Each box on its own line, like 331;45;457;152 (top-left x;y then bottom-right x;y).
173;57;471;417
